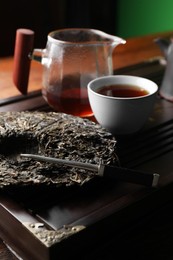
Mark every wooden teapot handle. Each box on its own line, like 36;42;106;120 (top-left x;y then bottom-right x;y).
13;28;34;94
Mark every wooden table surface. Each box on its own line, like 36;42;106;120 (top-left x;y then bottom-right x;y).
0;30;173;259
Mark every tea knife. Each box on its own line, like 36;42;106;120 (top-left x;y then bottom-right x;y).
20;153;159;187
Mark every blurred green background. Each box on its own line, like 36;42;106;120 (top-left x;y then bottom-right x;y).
1;0;173;56
117;0;173;38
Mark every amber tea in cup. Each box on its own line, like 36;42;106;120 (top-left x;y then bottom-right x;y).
97;84;149;98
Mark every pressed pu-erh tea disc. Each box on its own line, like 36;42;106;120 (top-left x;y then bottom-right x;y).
0;112;118;190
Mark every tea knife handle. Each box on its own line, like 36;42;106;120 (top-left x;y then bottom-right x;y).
13;28;35;95
98;165;159;187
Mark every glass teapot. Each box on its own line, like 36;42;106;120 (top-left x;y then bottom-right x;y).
13;28;126;117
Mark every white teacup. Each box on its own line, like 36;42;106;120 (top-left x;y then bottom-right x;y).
87;75;158;135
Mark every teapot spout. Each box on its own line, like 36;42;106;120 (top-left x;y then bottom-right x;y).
102;31;126;47
112;36;126;48
90;29;126;49
154;38;170;58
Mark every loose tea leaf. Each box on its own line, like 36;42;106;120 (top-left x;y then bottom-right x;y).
0;112;118;190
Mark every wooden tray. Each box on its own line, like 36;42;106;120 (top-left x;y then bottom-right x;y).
1;59;173;259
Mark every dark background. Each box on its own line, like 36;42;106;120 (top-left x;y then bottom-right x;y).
0;0;117;56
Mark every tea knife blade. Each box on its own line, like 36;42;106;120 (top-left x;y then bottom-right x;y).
20;154;159;187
